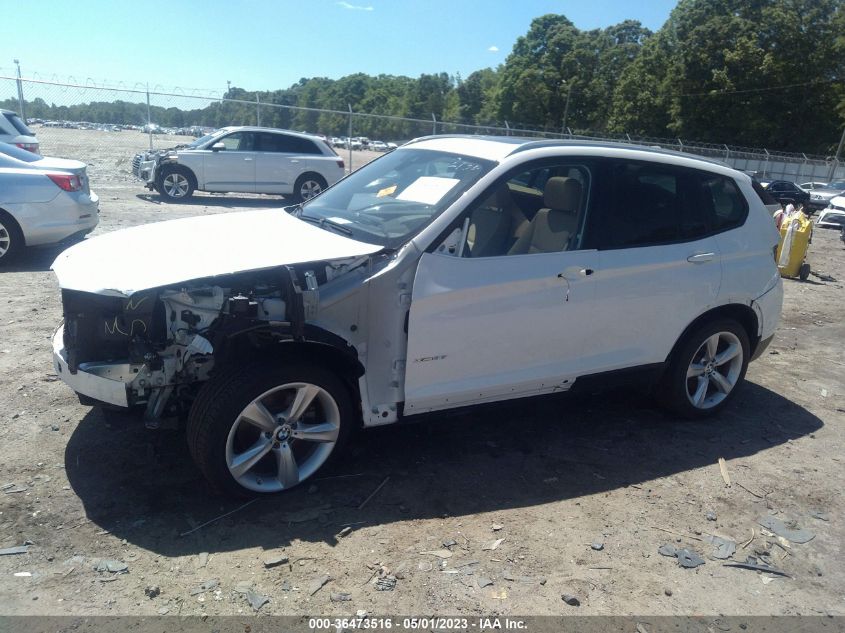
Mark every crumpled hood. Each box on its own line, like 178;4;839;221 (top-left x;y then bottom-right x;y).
52;209;382;297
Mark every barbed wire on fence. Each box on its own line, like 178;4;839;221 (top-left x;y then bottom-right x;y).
2;75;843;183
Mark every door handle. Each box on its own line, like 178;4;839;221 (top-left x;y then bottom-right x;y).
557;267;594;278
687;252;714;263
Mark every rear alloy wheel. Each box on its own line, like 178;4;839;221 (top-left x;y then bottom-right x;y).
659;319;750;418
0;212;23;264
187;362;353;497
157;166;195;201
294;173;328;203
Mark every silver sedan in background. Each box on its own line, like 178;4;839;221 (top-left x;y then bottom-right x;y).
0;142;98;264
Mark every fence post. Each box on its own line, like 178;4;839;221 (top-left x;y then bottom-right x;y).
762;149;770;178
626;133;632;143
256;95;261;127
677;138;684;153
504;121;510;136
146;83;152;150
800;153;807;182
724;144;730;161
347;104;353;174
13;59;26;123
829;126;845;181
431;113;437;136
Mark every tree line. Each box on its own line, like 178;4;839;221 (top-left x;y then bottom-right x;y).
4;0;843;154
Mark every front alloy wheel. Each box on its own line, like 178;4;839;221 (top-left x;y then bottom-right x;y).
187;363;352;496
226;382;341;493
157;166;195;201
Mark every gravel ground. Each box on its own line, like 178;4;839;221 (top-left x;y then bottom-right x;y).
0;128;843;618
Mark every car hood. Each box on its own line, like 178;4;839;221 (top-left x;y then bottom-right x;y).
52;209;382;297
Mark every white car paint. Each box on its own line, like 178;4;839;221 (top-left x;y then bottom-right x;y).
52;209;381;296
816;195;845;229
54;136;783;428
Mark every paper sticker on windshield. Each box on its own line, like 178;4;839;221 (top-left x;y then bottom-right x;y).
377;185;397;197
396;177;460;205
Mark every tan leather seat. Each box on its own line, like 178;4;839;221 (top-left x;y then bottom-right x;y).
508;177;582;255
467;186;529;257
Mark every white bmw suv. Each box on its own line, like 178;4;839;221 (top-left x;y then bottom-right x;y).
53;137;782;496
132;126;345;202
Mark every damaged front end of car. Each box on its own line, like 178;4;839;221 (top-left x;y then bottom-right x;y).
54;257;368;429
131;147;181;189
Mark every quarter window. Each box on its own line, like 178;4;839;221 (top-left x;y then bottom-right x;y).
698;175;747;232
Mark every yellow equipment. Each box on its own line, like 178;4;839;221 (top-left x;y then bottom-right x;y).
776;212;812;280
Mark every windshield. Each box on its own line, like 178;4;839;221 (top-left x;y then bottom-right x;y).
190;131;222;148
3;112;34;136
299;148;495;247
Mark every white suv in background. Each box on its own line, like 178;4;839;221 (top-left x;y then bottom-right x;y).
0;109;39;154
132;126;345;202
53;136;782;496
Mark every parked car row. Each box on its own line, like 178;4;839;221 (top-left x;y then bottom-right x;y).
0;141;98;264
762;178;845;215
330;136;397;151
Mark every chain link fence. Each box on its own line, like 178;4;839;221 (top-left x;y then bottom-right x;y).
3;75;844;185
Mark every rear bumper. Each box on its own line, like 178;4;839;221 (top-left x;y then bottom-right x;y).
23;191;99;247
52;324;133;407
751;280;783;352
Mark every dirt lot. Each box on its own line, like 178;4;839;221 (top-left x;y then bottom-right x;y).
0;128;843;618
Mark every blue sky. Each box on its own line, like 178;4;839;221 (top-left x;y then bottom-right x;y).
2;0;677;95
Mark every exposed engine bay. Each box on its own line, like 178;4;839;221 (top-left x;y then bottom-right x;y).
59;258;366;424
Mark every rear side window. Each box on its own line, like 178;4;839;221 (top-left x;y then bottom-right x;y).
0;142;40;162
697;175;747;232
3;113;33;136
599;161;686;248
272;134;322;155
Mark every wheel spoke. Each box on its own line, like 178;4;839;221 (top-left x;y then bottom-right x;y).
687;362;705;378
239;400;278;433
274;442;299;488
705;334;720;360
709;370;733;394
287;385;320;423
692;376;709;406
291;421;339;443
714;343;740;366
229;436;273;479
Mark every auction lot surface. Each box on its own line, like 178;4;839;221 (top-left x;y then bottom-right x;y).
0;129;843;617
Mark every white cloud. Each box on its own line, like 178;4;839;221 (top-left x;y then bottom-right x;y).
488;45;499;52
337;1;374;10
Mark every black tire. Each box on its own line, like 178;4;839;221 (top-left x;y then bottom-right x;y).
799;262;811;281
293;173;328;203
658;319;750;419
0;210;24;265
186;361;354;497
156;165;196;202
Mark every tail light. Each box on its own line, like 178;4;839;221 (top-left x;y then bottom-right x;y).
15;142;40;154
336;158;345;170
47;173;83;192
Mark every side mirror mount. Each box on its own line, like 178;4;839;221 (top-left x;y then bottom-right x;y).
211;142;226;152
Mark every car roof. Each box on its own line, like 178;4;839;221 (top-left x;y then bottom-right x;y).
404;135;741;177
217;126;325;141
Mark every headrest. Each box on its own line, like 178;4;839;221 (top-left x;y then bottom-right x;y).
544;176;582;212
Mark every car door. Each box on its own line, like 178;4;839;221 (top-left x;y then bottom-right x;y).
254;132;319;195
403;160;599;414
584;159;722;375
202;131;256;192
